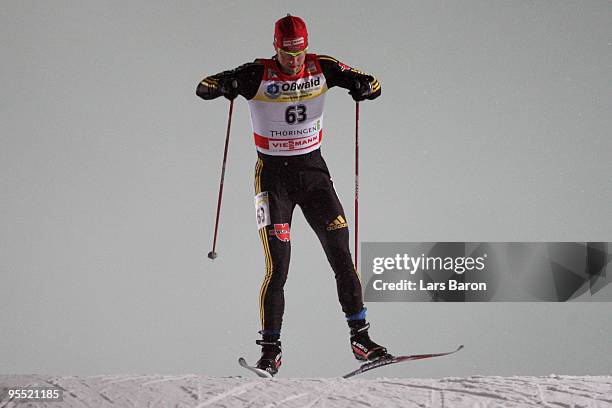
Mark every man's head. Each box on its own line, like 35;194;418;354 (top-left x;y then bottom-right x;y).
274;14;308;75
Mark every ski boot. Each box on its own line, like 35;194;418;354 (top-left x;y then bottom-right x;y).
349;320;388;361
255;334;282;376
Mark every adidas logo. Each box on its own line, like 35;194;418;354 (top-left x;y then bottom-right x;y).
326;215;348;231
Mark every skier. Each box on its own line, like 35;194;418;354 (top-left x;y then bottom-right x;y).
197;14;386;375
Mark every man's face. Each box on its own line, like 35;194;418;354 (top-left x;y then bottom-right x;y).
275;47;306;75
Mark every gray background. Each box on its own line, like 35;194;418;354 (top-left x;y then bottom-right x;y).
1;0;611;378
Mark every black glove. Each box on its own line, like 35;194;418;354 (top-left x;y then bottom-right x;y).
349;79;372;102
220;77;239;100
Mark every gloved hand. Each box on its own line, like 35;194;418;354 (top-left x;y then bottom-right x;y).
220;77;239;100
349;79;372;102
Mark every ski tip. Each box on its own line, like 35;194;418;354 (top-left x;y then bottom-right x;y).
238;357;274;378
457;344;464;351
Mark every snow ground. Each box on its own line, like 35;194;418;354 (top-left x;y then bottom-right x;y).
1;374;611;407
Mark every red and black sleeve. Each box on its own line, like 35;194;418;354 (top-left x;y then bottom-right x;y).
196;60;264;101
317;55;381;100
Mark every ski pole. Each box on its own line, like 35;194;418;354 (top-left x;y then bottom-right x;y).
354;99;360;273
208;97;235;260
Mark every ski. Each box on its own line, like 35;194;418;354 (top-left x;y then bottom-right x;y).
342;345;464;379
238;357;274;378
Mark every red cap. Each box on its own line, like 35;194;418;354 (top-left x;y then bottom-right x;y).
274;15;308;52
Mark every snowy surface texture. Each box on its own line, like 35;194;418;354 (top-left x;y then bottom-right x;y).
1;374;611;407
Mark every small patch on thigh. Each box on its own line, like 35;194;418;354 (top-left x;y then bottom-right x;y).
254;191;271;229
269;223;291;242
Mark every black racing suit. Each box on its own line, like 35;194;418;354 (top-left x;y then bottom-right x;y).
197;55;381;335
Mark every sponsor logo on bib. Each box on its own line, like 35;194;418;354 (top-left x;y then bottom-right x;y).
264;83;281;99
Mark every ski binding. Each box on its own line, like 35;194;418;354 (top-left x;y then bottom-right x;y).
342;345;464;378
